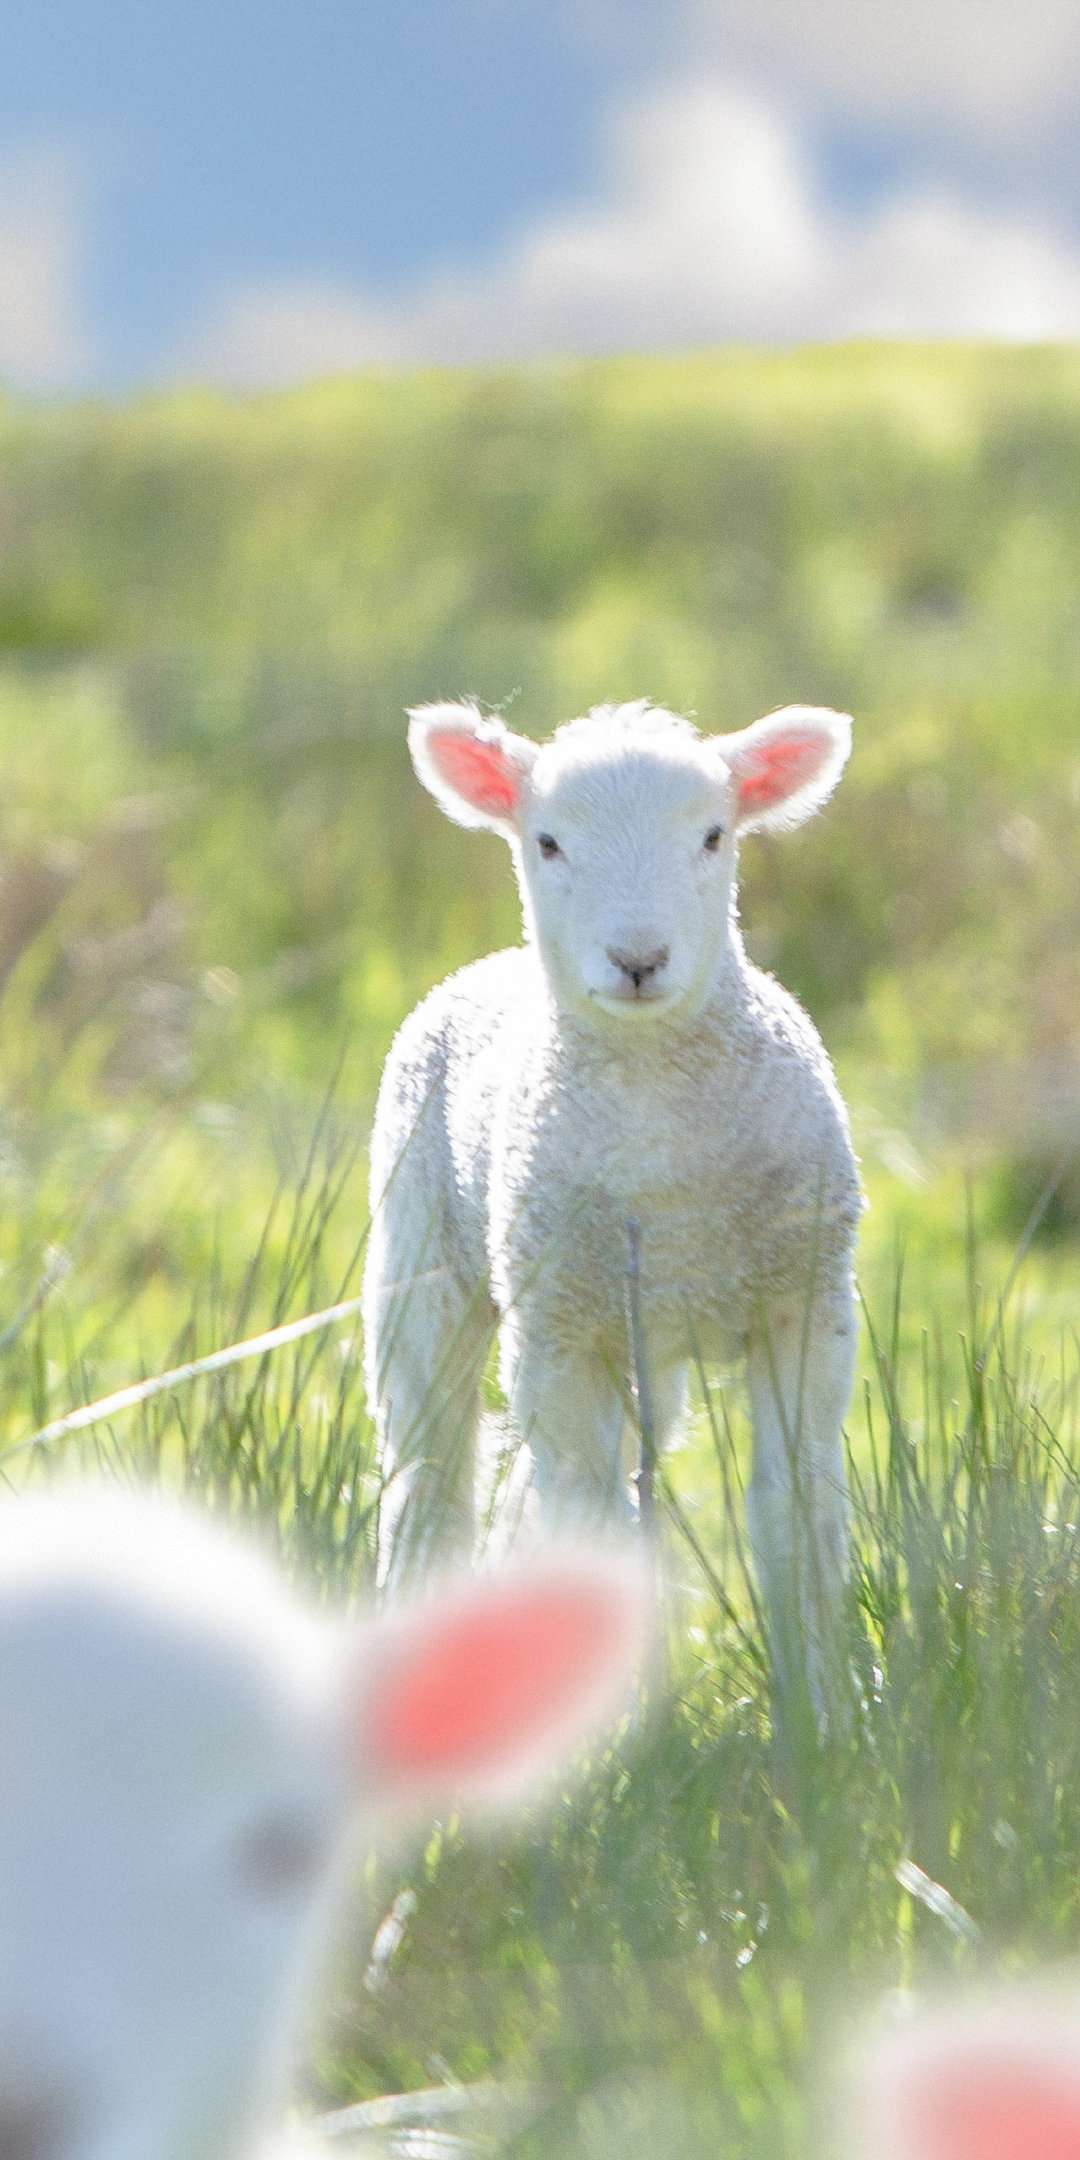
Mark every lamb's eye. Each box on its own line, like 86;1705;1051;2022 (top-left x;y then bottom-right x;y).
703;824;725;852
236;1815;324;1897
537;833;561;859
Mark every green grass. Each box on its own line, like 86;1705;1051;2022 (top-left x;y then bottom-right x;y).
6;1133;1079;2158
0;342;1077;2151
319;1211;1080;2160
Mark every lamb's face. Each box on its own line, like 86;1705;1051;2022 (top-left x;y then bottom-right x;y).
0;1505;347;2160
516;720;736;1024
408;698;852;1031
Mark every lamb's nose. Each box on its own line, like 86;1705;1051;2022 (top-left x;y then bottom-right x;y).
607;945;670;991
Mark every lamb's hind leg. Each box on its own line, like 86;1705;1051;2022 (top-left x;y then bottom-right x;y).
745;1287;857;1717
365;1200;495;1592
505;1336;689;1538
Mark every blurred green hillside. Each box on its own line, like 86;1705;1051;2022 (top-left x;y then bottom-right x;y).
0;342;1077;1408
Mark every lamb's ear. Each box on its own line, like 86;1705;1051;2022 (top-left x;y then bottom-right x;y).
905;2061;1080;2159
407;702;537;834
845;2004;1080;2160
718;706;852;834
349;1547;651;1817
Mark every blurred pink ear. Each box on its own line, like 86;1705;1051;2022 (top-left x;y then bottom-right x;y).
910;2061;1080;2160
354;1551;649;1808
719;705;851;833
850;2008;1080;2160
407;703;537;832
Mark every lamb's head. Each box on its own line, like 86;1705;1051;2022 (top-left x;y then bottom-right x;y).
0;1486;647;2160
408;698;852;1025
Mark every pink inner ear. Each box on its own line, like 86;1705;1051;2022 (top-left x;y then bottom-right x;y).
736;729;825;815
366;1580;625;1785
430;730;522;819
911;2061;1080;2160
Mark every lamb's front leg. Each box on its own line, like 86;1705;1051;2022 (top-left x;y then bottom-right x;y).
506;1332;635;1535
368;1226;496;1591
745;1288;857;1717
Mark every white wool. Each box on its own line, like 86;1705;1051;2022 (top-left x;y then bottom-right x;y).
0;1483;645;2160
365;696;863;1703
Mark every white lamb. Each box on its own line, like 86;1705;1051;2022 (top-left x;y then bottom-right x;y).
0;1480;646;2160
365;697;863;1700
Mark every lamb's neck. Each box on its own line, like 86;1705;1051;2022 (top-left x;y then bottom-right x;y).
704;924;752;1027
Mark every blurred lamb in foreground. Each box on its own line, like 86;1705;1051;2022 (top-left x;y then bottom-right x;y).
366;696;861;1705
0;1482;648;2160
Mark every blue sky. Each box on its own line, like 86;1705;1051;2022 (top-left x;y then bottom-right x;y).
3;0;1080;392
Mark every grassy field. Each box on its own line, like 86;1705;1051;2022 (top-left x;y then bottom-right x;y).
0;343;1078;2153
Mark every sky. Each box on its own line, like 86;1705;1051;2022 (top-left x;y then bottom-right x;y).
3;0;1080;394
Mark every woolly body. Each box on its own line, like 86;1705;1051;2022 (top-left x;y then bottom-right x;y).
375;939;858;1370
365;699;863;1699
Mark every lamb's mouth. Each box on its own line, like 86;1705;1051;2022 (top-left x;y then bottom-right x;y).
590;985;680;1016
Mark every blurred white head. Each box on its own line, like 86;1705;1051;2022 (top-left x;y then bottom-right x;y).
0;1485;648;2160
408;698;851;1025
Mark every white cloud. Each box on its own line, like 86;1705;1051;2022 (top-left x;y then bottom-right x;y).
190;281;399;390
837;191;1080;340
487;81;831;350
0;148;93;391
189;74;1080;389
575;0;1080;141
700;0;1080;138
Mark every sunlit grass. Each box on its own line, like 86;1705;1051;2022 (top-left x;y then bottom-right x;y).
1;1101;1076;2158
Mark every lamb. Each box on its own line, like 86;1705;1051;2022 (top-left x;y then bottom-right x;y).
364;697;863;1703
0;1480;647;2160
